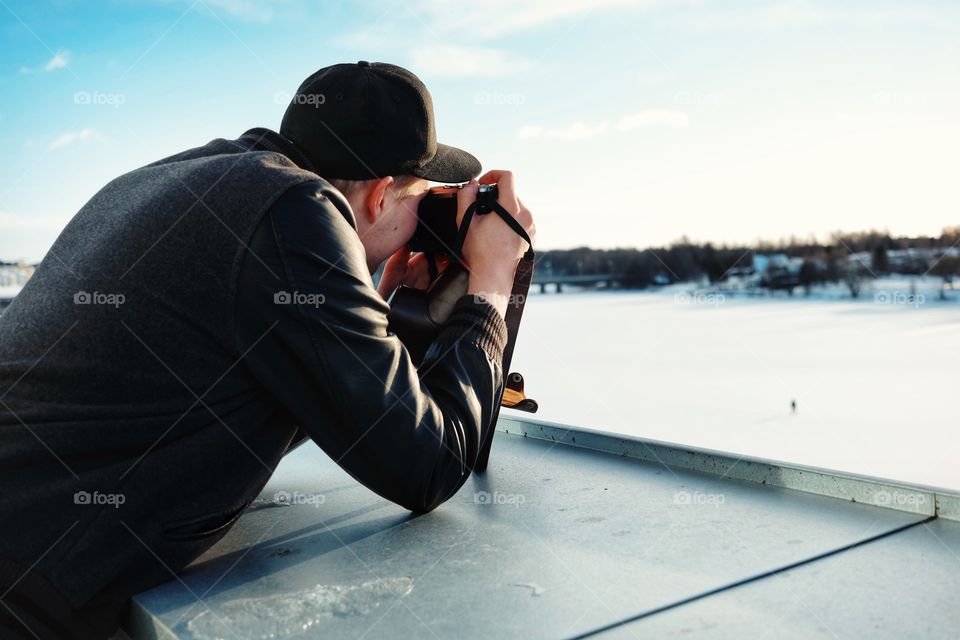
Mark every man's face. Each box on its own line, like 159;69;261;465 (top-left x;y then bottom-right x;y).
354;177;431;272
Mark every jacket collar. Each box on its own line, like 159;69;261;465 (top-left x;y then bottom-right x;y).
236;127;319;174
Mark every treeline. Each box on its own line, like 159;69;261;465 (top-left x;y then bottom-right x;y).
537;227;960;289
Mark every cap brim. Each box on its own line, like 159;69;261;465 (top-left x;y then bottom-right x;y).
412;143;482;183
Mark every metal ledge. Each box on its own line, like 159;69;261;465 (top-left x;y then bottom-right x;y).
127;415;954;639
497;414;960;521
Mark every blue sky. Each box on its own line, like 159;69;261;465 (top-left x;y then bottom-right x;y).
1;0;959;262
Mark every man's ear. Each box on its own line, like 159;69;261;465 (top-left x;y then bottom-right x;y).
363;176;395;224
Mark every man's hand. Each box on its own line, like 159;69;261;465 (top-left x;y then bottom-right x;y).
458;170;536;318
377;248;450;300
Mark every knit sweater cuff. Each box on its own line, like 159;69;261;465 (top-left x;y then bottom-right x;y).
429;294;508;365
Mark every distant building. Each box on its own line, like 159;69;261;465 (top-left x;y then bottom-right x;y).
0;261;35;313
720;253;803;293
885;249;935;274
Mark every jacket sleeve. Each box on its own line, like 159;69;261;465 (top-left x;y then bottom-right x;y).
233;180;507;513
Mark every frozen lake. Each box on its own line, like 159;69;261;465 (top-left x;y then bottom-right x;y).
509;284;959;490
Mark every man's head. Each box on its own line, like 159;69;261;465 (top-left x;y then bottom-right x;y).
278;61;481;271
325;174;430;272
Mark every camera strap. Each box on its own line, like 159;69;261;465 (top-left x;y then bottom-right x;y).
449;197;536;472
474;245;537;470
452;200;534;262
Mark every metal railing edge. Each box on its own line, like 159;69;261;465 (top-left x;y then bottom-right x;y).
496;414;960;522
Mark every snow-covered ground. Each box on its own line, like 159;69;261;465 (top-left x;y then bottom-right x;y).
510;281;959;490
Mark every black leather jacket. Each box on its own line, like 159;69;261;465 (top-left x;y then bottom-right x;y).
235;167;509;514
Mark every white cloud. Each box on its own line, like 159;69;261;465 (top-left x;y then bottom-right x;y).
410;45;531;78
133;0;282;22
48;128;103;150
198;0;276;22
19;50;70;74
617;109;689;130
668;1;950;32
409;0;666;39
685;1;830;31
339;0;678;62
44;51;69;71
520;110;688;141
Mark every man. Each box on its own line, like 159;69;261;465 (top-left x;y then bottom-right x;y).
0;61;535;639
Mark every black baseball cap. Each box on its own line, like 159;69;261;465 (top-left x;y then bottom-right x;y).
280;61;481;182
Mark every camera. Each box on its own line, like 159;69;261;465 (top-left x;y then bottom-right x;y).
407;183;499;256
